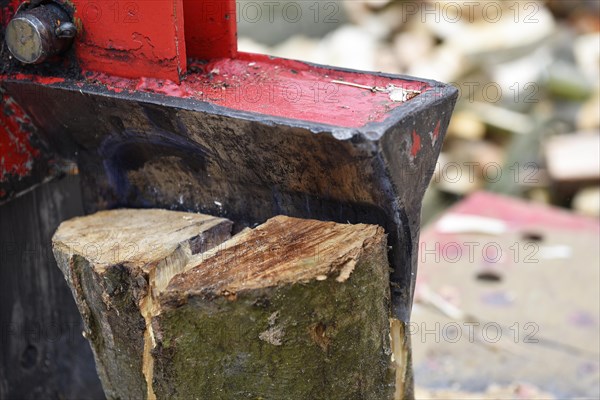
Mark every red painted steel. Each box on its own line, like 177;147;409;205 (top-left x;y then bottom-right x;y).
68;0;238;81
0;93;41;181
2;52;431;128
0;0;20;24
83;52;431;128
411;130;422;158
2;0;429;128
71;0;187;82
183;0;237;59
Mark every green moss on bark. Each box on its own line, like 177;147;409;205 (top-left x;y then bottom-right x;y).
70;256;148;400
153;243;395;400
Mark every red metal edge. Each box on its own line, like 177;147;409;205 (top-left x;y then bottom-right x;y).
440;191;600;232
2;52;433;129
183;0;237;59
0;92;40;181
0;0;18;22
0;90;51;202
1;1;54;202
71;0;187;83
86;52;432;129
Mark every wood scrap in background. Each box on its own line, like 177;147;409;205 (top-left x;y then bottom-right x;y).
545;132;600;207
415;383;556;400
546;0;600;32
53;210;408;399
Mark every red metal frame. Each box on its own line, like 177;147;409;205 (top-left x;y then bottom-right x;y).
0;92;41;184
71;0;187;82
1;0;431;127
0;95;35;179
70;0;238;82
86;52;430;129
183;0;237;60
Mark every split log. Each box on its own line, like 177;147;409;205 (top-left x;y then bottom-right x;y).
52;209;233;399
52;210;410;399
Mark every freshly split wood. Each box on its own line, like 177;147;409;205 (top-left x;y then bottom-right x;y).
53;209;407;399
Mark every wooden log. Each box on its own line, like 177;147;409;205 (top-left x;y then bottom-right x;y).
53;210;409;399
52;209;233;399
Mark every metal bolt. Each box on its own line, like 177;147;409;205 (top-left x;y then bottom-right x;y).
5;3;76;64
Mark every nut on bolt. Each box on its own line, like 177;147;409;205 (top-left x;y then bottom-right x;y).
5;2;76;64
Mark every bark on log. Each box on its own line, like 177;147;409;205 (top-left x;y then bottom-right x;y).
52;209;233;399
52;210;409;399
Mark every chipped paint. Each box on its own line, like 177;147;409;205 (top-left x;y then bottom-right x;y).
0;93;41;181
11;74;66;85
431;120;441;145
75;53;429;129
411;130;422;158
70;0;187;82
1;0;20;25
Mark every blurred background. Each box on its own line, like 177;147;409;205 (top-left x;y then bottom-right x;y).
237;1;599;399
